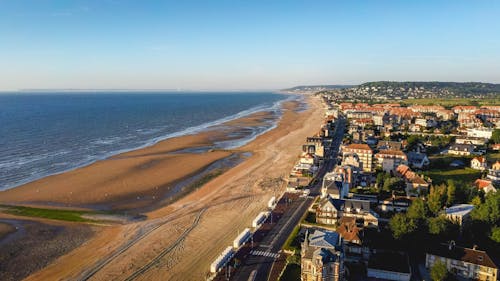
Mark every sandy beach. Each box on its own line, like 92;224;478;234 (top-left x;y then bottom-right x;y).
2;94;324;281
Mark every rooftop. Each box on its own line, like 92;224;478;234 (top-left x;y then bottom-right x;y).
428;243;498;269
445;204;474;217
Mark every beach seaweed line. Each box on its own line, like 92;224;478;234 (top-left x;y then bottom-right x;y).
0;204;113;223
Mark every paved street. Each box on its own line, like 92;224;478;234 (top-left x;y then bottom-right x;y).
229;115;346;281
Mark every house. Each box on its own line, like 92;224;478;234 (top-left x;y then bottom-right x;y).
375;150;408;173
471;156;488;171
395;165;429;196
491;143;500;151
322;174;349;199
467;127;493;139
367;252;411;281
448;143;475;156
426;242;498;281
336;217;369;261
475;179;497;193
316;197;378;227
444;204;474;226
406;152;430;169
306;137;326;158
487;161;500;182
342;144;373;172
301;229;345;281
456;136;487;146
377;141;403;151
377;195;413;213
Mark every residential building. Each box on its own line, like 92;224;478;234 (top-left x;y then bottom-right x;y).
467;127;493;139
342;144;373;172
374;150;408;173
336;217;369;261
377;141;403;151
475;179;497;193
471;156;488;171
426;242;498;281
395;165;429;196
301;229;344;281
448;143;475;156
444;204;474;226
406;152;430;169
316;197;378;227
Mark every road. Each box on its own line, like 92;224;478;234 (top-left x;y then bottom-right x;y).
231;115;346;281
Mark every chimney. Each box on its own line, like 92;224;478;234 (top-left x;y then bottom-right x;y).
473;245;478;251
448;240;456;250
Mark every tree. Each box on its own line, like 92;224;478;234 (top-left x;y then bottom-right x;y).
471;192;500;225
446;180;456;207
407;198;427;221
428;216;449;235
470;196;482;206
492;129;500;144
389;213;416;239
428;184;446;215
383;177;405;192
430;260;448;281
491;227;500;243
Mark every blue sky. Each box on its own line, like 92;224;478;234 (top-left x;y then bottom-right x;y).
1;0;499;90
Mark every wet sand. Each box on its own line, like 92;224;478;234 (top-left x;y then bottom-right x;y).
23;95;325;281
0;111;277;211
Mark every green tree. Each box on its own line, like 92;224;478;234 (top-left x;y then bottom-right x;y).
389;213;416;239
407;198;427;221
491;227;500;243
471;192;500;225
492;129;500;144
470;196;482;206
446;180;456;206
383;177;405;192
430;260;448;281
428;216;449;235
428;184;446;215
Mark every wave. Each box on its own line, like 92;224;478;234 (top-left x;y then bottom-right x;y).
0;94;299;191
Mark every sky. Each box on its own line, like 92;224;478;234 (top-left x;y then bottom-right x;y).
1;0;500;91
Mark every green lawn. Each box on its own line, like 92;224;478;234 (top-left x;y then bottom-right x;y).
423;167;481;186
1;205;95;222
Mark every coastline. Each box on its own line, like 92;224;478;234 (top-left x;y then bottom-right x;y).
0;92;290;192
20;94;324;281
0;107;285;211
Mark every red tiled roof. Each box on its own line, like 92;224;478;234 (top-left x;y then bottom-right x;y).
345;144;372;152
475;179;493;189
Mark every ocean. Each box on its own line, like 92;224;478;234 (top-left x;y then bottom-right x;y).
0;92;292;191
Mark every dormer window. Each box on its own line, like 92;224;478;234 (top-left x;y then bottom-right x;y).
478;256;483;262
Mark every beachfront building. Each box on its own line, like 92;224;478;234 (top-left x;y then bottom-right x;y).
426;242;498;281
301;229;345;281
374;150;408;174
321;168;352;199
342;144;373;173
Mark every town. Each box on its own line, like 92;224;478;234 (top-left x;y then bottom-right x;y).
209;86;500;281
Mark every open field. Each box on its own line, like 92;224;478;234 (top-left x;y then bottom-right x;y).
423;167;481;186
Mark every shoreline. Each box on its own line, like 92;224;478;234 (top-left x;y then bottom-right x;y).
0;95;303;211
19;94;323;281
0;92;293;192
